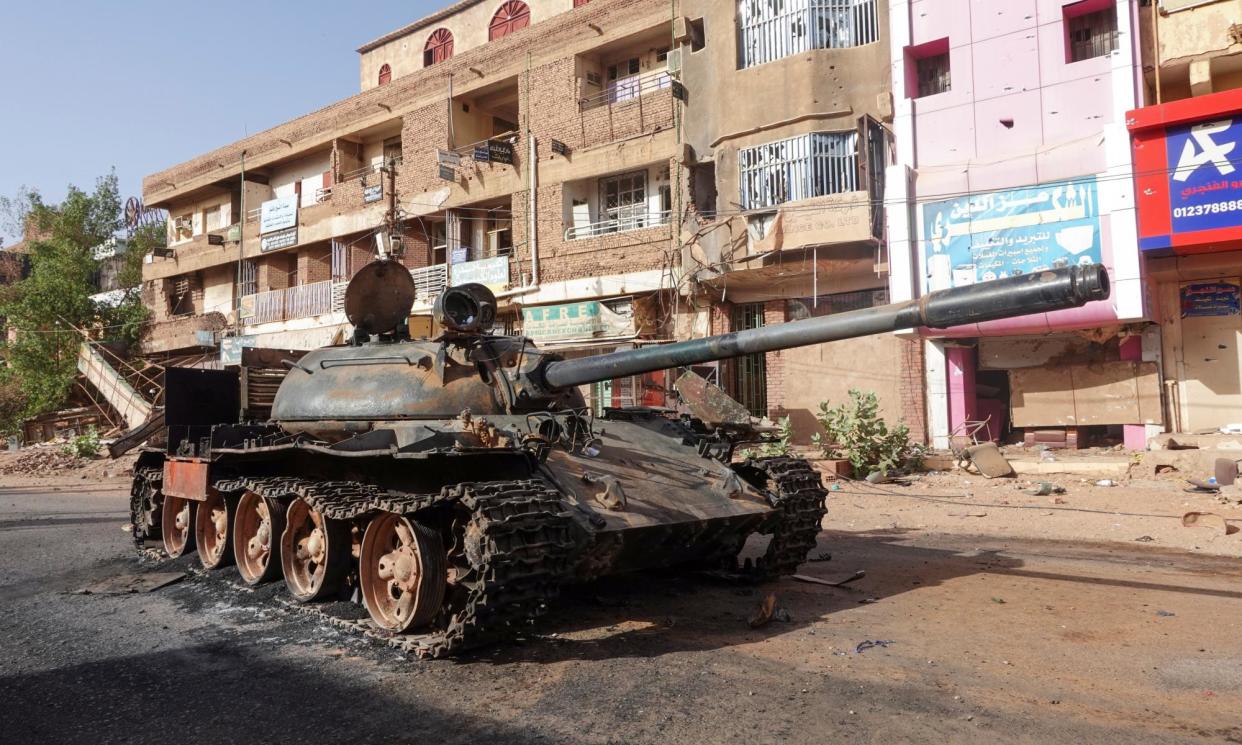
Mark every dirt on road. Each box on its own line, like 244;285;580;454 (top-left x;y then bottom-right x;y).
0;466;1239;744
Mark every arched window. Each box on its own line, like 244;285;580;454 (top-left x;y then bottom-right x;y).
423;28;454;66
378;63;392;86
488;1;530;41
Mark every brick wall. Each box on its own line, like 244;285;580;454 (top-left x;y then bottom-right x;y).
297;245;333;285
899;338;928;445
763;301;785;420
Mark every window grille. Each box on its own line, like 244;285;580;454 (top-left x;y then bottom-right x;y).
916;52;951;97
601;171;649;228
739;131;858;210
1067;5;1118;62
738;0;879;69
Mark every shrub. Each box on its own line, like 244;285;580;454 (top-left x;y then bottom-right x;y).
64;427;101;458
741;416;794;459
812;390;923;475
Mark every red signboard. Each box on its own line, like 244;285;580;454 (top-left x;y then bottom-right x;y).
1128;87;1242;256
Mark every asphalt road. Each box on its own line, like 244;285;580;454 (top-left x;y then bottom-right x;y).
1;482;1239;744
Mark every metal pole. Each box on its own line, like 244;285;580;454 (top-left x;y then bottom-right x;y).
236;150;246;332
1152;0;1162;104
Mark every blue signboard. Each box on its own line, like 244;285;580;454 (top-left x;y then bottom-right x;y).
1180;280;1241;318
922;178;1101;290
1165;117;1242;236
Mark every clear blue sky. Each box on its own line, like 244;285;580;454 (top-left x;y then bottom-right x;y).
0;1;439;244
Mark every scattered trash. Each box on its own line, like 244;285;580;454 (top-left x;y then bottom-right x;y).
1181;511;1240;535
865;471;887;483
808;552;832;563
1186;479;1221;493
991;597;1007;604
0;444;91;476
829;483;842;491
948;511;988;518
1029;481;1065;496
747;592;792;628
964;442;1014;479
1155;464;1179;475
855;639;894;653
791;570;865;587
1095;479;1117;487
1156;610;1176;617
77;571;185;595
1219;423;1242;435
1135;535;1155;543
1051;496;1067;505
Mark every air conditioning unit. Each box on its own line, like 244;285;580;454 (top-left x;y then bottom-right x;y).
586;71;602;87
665;49;682;75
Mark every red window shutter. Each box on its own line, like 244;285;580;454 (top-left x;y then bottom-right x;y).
424;28;454;66
574;0;589;6
378;64;392;86
489;1;530;41
323;171;333;188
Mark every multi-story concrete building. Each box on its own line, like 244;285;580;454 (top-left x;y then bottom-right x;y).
886;0;1155;450
1127;0;1242;431
140;0;910;439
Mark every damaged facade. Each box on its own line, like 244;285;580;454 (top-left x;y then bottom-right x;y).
140;0;916;439
886;0;1153;450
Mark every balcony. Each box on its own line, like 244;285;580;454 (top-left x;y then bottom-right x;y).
410;263;449;307
241;279;338;326
579;71;672;111
565;210;671;241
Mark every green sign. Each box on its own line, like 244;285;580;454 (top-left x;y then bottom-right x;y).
521;301;633;342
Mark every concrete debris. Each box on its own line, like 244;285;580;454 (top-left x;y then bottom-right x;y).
0;445;90;475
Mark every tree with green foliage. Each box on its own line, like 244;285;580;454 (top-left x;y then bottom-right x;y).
0;172;152;434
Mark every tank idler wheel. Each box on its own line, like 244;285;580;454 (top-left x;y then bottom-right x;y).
233;491;286;585
195;489;235;569
281;498;350;602
161;495;196;558
359;513;447;633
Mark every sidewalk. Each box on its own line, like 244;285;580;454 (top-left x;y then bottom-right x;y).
824;465;1242;558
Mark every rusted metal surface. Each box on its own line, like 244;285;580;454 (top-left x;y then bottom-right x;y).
344;260;416;336
673;370;752;426
162;459;210;500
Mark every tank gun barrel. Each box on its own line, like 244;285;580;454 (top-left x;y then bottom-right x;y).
538;264;1109;391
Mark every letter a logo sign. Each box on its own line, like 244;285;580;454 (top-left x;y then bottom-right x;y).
1173;119;1237;182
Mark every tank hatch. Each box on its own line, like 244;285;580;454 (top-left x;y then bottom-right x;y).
344;260;417;336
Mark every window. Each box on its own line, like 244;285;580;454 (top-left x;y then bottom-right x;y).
378;64;392;86
239;259;257;297
574;0;590;6
204;205;223;232
688;17;705;52
1066;2;1118;62
601;171;648;231
424;28;454;66
383;136;402;165
489;1;530;41
739;132;859;210
739;0;879;69
916;51;951;97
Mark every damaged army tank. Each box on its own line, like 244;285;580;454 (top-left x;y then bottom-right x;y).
130;260;1110;657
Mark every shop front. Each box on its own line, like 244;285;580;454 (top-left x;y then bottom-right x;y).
1130;88;1242;431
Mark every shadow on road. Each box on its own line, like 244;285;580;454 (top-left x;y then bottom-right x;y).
0;641;547;745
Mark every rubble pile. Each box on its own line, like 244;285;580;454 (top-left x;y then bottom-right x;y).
0;445;90;476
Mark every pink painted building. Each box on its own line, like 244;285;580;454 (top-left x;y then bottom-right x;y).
885;0;1158;449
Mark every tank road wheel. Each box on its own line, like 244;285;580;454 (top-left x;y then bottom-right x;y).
233;492;286;585
359;513;447;633
160;495;196;558
195;489;235;569
281;498;350;602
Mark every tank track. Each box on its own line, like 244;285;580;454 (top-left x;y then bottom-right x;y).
750;457;829;579
129;467;164;550
211;476;578;659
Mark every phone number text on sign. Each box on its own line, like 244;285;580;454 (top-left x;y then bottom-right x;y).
1173;198;1242;219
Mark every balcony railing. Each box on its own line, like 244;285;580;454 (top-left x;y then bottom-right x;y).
340;158;402;183
580;71;672;111
564;210;671;241
242;280;339;326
